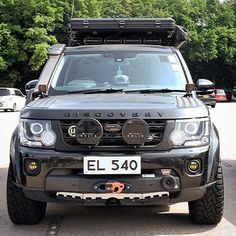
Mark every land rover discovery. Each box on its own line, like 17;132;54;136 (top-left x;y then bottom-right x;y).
7;18;223;225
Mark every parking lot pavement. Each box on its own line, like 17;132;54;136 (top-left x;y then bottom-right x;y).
0;111;20;167
0;104;236;235
209;103;236;160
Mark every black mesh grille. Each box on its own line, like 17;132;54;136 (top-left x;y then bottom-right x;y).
60;119;165;147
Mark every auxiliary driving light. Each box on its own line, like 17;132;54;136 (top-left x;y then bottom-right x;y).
188;160;200;173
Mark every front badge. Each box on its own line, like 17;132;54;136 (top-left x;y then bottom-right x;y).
68;125;76;137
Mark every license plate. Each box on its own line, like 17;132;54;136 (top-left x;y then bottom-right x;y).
83;156;141;175
203;95;209;99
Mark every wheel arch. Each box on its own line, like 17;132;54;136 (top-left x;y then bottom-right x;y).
207;122;220;183
10;127;23;185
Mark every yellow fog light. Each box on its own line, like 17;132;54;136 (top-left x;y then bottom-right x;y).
188;160;200;173
28;161;38;171
25;159;40;175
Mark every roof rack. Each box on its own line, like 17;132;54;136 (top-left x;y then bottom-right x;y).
69;18;187;48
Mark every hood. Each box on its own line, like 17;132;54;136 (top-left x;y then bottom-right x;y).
21;94;208;120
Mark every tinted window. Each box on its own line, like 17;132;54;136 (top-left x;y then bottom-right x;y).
50;52;187;94
0;89;11;96
15;90;23;96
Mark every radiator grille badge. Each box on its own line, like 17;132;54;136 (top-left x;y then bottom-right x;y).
68;125;76;137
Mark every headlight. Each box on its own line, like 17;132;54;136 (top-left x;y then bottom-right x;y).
169;118;210;147
19;119;56;148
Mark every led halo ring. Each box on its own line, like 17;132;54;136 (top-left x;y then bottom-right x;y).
30;122;44;135
184;122;199;135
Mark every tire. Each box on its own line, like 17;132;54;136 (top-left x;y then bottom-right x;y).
4;109;8;112
188;162;224;224
211;104;216;108
11;103;17;112
7;163;47;224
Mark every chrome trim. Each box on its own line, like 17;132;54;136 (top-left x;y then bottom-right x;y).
56;191;169;200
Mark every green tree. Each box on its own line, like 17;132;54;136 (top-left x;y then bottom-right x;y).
0;0;100;87
0;0;235;89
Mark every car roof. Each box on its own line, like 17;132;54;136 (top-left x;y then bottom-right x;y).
65;44;174;54
0;87;20;91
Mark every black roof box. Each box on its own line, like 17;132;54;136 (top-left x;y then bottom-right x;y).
69;18;187;48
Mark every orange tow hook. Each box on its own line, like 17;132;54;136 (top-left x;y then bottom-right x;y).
106;181;125;193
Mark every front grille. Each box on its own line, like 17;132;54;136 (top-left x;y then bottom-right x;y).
60;119;165;147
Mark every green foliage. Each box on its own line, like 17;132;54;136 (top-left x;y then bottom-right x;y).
0;0;235;89
215;27;236;64
0;23;18;70
100;0;131;17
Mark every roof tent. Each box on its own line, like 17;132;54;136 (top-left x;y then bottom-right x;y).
69;18;187;48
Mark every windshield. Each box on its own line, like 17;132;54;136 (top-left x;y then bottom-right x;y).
216;89;225;95
49;51;187;94
0;89;10;96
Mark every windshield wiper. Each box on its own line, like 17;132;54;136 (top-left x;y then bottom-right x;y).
123;88;187;93
67;88;124;94
67;88;187;95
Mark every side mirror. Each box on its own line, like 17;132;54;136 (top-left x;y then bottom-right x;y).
25;79;38;94
196;79;216;108
196;79;215;91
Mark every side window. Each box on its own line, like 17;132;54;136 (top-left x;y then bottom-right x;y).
18;90;24;97
14;90;22;96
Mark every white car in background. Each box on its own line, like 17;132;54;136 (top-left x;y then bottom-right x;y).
0;88;26;112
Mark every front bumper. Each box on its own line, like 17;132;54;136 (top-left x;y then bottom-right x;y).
0;102;12;110
22;184;212;206
17;146;212;205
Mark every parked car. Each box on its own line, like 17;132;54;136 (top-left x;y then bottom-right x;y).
231;89;236;102
0;88;26;111
224;89;232;102
197;92;216;108
215;89;227;102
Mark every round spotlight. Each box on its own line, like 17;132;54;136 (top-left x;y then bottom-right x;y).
76;118;103;145
122;118;149;145
169;130;186;146
30;123;44;135
188;160;200;173
41;130;56;146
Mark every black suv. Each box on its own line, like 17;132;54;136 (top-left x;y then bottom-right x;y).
7;18;223;225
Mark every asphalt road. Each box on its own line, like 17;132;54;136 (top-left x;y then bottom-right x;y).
0;103;236;236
